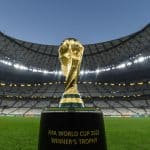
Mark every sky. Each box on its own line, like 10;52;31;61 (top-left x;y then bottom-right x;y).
0;0;149;45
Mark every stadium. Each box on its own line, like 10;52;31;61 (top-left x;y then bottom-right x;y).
0;23;150;150
0;24;150;116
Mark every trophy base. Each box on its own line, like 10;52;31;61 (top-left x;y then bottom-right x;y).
38;110;107;150
59;102;84;108
59;94;84;108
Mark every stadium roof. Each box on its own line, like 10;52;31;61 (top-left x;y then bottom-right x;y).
0;24;150;71
0;24;150;83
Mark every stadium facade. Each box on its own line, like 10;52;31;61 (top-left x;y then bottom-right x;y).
0;24;150;116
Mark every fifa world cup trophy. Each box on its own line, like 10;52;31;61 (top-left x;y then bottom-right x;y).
59;38;84;107
38;38;107;150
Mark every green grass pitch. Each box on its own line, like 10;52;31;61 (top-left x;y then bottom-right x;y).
0;116;150;150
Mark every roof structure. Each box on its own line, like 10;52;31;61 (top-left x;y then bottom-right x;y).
0;24;150;73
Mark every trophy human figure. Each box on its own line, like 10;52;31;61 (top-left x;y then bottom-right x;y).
58;38;84;107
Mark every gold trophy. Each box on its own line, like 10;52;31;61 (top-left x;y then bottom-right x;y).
38;38;107;150
58;38;84;108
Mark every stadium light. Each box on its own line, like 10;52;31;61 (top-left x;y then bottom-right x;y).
105;68;111;71
0;83;6;86
0;60;12;66
27;84;31;87
96;69;100;74
84;70;89;74
111;83;115;86
138;82;143;85
14;64;28;70
32;69;38;72
58;71;62;75
137;56;145;62
0;54;150;76
80;70;84;75
130;83;135;86
9;84;12;87
126;62;132;66
43;70;49;74
116;63;126;69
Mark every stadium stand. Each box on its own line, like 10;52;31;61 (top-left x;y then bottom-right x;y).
0;96;150;116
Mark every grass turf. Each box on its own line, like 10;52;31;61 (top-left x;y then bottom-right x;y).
0;116;150;150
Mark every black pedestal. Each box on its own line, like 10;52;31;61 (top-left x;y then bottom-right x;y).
38;111;107;150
